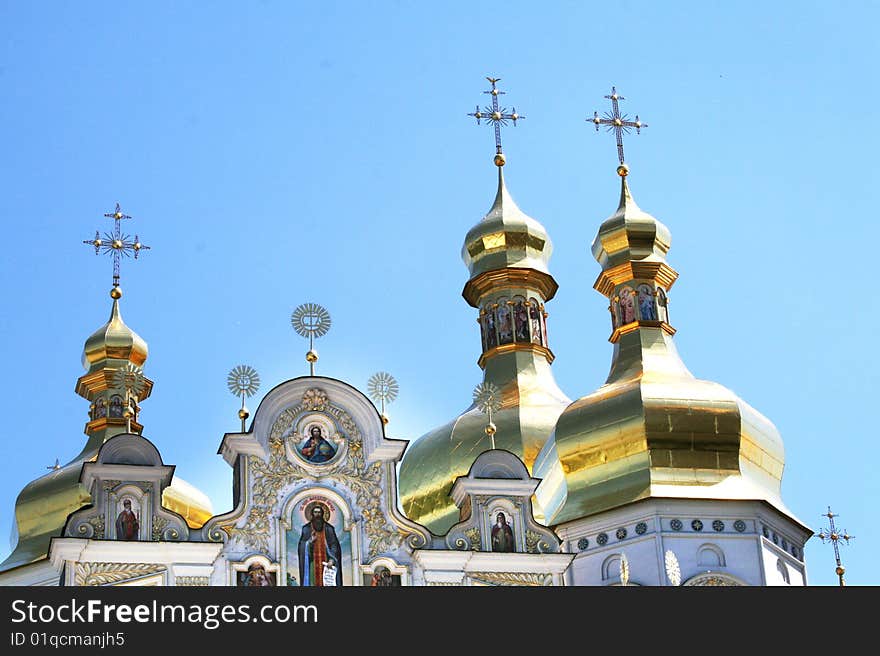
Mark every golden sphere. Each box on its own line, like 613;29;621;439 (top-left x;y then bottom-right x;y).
485;421;497;436
306;349;319;363
836;566;845;576
114;212;123;219
492;111;501;120
494;153;506;167
110;286;123;299
238;408;250;420
112;240;123;249
617;163;630;177
381;414;389;425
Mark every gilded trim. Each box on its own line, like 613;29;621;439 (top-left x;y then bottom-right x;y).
463;268;558;307
594;262;679;297
477;342;555;369
609;321;676;343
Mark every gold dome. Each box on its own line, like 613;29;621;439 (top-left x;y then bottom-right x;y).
162;476;214;529
82;297;148;372
400;355;570;534
462;166;553;279
401;163;570;535
534;172;790;526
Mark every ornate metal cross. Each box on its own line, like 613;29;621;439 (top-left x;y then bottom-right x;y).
468;77;524;160
83;202;150;290
590;86;647;165
816;506;854;586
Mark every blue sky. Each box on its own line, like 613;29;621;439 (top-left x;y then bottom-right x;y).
0;1;876;586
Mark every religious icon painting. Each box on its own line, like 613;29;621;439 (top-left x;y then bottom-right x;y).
114;496;141;541
237;562;276;587
287;415;343;467
637;284;657;321
529;297;543;345
364;566;401;587
490;510;515;553
285;496;352;587
618;286;636;324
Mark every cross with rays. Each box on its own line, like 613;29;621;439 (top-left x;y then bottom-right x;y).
590;86;647;165
468;77;524;161
83;202;150;290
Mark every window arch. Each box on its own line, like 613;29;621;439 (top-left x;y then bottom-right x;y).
696;543;726;568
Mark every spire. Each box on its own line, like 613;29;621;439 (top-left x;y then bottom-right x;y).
398;78;571;534
77;203;154;450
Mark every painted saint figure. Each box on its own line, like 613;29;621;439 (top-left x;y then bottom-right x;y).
297;504;343;587
497;302;513;345
491;512;515;553
109;395;124;418
484;309;498;350
618;288;636;324
529;299;543;345
638;285;657;321
115;498;139;541
298;425;337;463
242;563;274;586
657;288;669;323
513;298;529;342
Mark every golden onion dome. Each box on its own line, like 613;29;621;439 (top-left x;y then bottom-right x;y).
401;162;570;535
462;166;553;279
82;295;148;372
534;170;791;526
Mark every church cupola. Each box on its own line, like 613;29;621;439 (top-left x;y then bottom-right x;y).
534;95;792;526
399;78;570;535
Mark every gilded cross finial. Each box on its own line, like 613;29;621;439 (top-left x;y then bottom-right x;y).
816;506;854;586
468;77;524;166
589;86;647;167
82;202;150;295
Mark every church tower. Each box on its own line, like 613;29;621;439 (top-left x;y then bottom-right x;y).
533;89;812;585
399;79;571;535
0;206;211;581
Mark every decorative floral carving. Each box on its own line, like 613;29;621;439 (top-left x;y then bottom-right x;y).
102;479;122;491
152;515;169;541
469;572;553;586
176;576;210;586
525;530;552;554
74;562;166;586
89;515;105;539
684;574;742;587
302;388;329;411
464;527;481;551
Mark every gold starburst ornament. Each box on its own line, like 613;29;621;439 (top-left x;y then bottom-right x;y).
227;364;260;432
367;372;399;425
291;303;331;375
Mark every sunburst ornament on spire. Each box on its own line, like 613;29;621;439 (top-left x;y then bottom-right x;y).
82;202;150;296
589;86;647;169
291;303;331;376
227;364;260;432
367;371;399;425
473;381;502;450
468;77;524;167
113;363;146;433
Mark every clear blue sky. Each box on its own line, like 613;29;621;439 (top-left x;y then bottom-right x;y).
1;1;876;586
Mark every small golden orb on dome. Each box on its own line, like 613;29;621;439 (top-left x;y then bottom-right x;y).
836;566;845;576
114;212;123;219
494;153;506;167
381;414;389;425
110;286;123;299
306;349;319;363
617;163;629;177
112;239;123;249
492;111;501;120
485;421;497;436
238;407;249;420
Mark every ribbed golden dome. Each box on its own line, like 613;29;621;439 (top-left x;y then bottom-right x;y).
401;163;570;535
534;172;790;526
163;476;214;529
82;296;148;371
462;167;553;279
